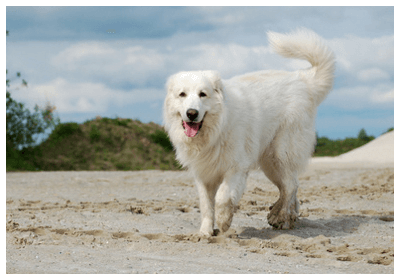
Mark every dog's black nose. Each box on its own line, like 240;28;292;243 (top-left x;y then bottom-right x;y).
186;109;199;121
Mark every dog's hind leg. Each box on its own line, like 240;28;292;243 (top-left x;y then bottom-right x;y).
215;170;248;233
261;120;315;229
266;168;300;229
260;150;302;230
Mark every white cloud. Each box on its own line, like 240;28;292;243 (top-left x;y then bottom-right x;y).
370;89;394;104
180;44;271;77
192;7;247;26
124;46;165;69
49;41;168;88
43;32;394;91
11;78;165;114
357;68;390;82
325;83;393;110
51;42;116;70
328;34;394;77
335;56;352;72
8;31;394;118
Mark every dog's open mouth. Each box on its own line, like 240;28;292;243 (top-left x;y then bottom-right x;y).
182;120;203;137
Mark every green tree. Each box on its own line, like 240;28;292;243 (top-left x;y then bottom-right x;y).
357;128;375;142
357;128;368;141
6;72;60;150
6;30;60;150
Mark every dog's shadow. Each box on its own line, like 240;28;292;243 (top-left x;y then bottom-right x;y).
237;215;388;240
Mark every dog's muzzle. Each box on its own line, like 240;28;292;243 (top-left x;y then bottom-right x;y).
182;109;204;137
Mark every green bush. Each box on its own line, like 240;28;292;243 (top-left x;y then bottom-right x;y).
132;124;144;135
150;130;174;152
100;117;131;127
90;124;101;142
115;118;131;127
357;128;374;141
115;161;131;171
6;142;37;171
314;129;376;157
49;122;81;143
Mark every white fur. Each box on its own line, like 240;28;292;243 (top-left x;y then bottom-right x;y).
163;28;335;236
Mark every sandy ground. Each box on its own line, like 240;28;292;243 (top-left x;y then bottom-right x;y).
6;133;394;274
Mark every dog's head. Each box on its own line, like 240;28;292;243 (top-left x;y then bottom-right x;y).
163;70;224;145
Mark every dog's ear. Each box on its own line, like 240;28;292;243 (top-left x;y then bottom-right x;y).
166;74;177;94
202;71;224;94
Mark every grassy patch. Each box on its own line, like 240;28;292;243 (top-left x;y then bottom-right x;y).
49;122;82;143
8;117;180;171
150;129;174;152
314;137;375;157
313;128;378;157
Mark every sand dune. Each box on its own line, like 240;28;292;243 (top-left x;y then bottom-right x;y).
311;131;394;164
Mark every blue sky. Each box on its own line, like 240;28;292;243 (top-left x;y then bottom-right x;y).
6;5;394;139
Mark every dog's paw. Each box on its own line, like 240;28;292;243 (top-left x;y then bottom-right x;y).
199;218;214;237
267;199;298;230
216;218;232;233
216;200;235;233
198;229;213;237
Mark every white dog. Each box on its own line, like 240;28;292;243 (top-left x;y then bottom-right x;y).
163;28;335;236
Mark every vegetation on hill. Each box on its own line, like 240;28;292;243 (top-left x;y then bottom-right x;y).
7;117;180;171
313;128;381;157
7;121;393;172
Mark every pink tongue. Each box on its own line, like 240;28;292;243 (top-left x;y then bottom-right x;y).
183;121;201;137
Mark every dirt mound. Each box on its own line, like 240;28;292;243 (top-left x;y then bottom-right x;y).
14;118;179;171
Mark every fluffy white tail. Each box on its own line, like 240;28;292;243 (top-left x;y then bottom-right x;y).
267;28;335;105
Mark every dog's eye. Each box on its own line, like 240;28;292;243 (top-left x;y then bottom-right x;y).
199;92;207;97
179;92;186;97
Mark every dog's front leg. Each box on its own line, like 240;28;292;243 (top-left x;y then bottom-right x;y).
196;178;218;237
215;171;248;233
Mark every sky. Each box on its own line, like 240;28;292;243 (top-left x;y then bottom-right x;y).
5;5;394;140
